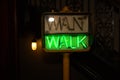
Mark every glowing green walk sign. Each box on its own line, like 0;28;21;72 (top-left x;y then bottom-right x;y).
44;34;89;52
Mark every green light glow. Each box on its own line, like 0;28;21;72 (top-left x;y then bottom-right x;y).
77;35;87;48
45;34;89;51
46;36;59;48
59;35;68;48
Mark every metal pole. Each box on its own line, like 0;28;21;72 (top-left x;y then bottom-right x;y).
63;53;70;80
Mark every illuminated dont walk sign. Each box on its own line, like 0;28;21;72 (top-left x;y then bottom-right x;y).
42;13;90;52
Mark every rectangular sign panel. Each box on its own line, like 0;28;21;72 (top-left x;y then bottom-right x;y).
42;13;90;52
44;14;88;34
44;34;89;52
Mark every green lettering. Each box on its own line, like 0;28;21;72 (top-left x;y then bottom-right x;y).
46;36;59;48
59;35;68;48
70;36;76;49
77;35;87;48
45;34;88;50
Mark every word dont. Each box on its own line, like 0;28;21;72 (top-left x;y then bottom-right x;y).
45;15;88;34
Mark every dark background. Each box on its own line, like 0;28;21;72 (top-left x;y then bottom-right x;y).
0;0;120;80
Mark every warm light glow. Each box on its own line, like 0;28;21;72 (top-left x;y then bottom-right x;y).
32;42;37;50
48;17;54;22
